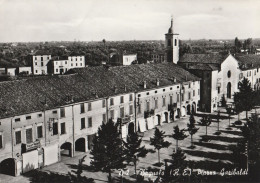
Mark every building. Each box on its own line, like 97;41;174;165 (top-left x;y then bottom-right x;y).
151;52;165;63
110;52;137;66
0;62;200;176
32;50;51;75
179;53;240;112
165;18;179;64
17;67;32;75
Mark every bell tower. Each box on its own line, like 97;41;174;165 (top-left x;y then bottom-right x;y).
165;17;179;64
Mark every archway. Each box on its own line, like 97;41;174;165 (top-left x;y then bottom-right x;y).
0;158;15;176
176;108;181;118
164;112;168;123
187;104;191;115
170;110;174;121
128;122;135;134
192;102;196;114
60;142;72;157
156;115;161;125
75;138;86;152
227;82;232;98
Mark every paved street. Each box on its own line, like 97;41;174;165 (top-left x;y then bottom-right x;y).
2;107;257;183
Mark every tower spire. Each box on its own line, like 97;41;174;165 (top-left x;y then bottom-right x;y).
171;15;173;28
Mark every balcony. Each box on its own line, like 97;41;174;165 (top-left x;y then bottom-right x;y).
121;115;134;124
144;109;155;119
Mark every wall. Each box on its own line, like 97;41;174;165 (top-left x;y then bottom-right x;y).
32;55;51;75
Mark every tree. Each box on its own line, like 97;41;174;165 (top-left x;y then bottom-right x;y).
198;116;211;136
90;119;125;182
123;133;148;176
163;148;186;182
234;78;254;120
216;110;220;131
187;114;199;147
150;127;171;164
172;125;188;151
234;37;242;53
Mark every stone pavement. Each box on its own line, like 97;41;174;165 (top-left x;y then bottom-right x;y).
2;107;257;183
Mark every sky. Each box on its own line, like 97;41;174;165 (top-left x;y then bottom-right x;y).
0;0;259;42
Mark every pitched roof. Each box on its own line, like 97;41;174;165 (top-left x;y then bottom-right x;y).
187;63;219;71
234;54;260;70
0;63;200;119
179;54;227;64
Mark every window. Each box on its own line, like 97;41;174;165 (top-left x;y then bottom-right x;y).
163;98;166;106
102;100;106;108
56;69;58;72
60;108;65;118
26;116;31;120
35;70;38;73
189;83;191;88
120;107;124;118
65;61;67;64
80;58;82;61
155;99;158;109
227;70;231;78
138;104;141;114
56;62;58;65
146;101;150;111
88;117;92;128
218;87;220;94
110;98;114;105
103;114;106;123
177;94;180;102
37;126;43;138
110;110;114;119
61;123;66;135
53;122;58;135
239;73;243;79
15;131;21;145
35;56;37;60
80;103;85;113
155;91;157;93
88;103;92;111
80;63;82;66
41;57;43;61
81;118;85;129
26;128;33;143
47;57;49;60
170;96;173;104
129;94;133;101
76;58;77;61
35;62;37;65
15;118;20;122
188;92;191;100
120;96;124;103
38;113;42;117
53;110;57;114
76;63;78;66
138;94;141;97
163;89;165;92
181;93;184;101
198;89;200;95
146;92;149;95
193;90;195;96
175;39;177;46
71;64;73;66
129;105;133;115
170;87;172;90
41;62;44;66
255;70;256;75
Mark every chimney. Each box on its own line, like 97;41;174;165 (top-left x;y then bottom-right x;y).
114;86;118;93
124;84;127;92
173;77;176;83
156;78;159;86
143;81;147;89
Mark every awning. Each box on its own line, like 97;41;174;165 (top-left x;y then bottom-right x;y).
147;117;154;130
121;125;127;139
138;119;146;132
22;150;38;173
43;144;59;166
154;116;158;126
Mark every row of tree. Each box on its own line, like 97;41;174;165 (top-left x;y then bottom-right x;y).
90;114;205;182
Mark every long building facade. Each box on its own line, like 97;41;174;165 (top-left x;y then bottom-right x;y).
0;62;200;176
